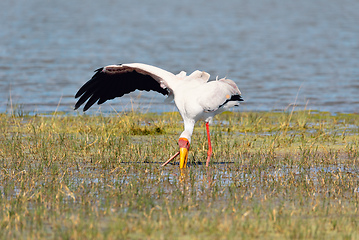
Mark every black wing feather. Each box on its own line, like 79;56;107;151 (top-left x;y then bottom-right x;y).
75;67;168;111
217;94;244;109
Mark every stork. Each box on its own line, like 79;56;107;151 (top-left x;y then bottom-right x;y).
74;63;243;168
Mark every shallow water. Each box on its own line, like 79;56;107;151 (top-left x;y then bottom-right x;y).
1;0;359;114
3;162;358;201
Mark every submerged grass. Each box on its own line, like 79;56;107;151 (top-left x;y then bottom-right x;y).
1;110;359;239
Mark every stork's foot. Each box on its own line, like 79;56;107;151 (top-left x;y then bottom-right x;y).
206;154;212;167
161;151;180;167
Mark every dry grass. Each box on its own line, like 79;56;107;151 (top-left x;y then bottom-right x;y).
0;110;358;239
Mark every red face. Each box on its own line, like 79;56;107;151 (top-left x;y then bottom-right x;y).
178;138;190;168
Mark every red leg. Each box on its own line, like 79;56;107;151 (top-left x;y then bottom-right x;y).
205;122;212;167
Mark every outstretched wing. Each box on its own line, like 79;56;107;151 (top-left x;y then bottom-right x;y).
75;63;176;111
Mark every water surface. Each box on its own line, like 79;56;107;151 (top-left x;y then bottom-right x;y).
1;0;358;113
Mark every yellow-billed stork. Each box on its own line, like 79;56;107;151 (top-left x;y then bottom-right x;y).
75;63;243;168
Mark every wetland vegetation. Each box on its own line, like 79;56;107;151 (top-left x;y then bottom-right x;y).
1;110;359;239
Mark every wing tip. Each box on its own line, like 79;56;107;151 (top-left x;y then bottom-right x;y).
74;101;84;111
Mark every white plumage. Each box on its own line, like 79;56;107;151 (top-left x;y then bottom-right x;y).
75;63;243;168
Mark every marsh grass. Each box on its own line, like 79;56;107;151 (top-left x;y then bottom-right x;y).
1;110;359;239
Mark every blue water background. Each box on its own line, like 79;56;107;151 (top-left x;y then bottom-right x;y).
1;0;358;114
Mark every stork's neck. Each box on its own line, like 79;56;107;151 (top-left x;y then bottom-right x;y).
179;119;195;143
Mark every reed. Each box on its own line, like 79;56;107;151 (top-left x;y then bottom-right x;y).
0;110;358;239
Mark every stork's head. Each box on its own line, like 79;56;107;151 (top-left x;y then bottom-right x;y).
178;137;190;169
